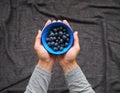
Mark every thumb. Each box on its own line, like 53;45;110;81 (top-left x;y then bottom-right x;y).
73;31;80;49
34;30;42;50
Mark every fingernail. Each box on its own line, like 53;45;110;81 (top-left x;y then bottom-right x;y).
76;31;78;35
63;20;67;22
38;30;41;33
75;31;78;35
47;19;51;22
57;20;62;22
53;20;56;22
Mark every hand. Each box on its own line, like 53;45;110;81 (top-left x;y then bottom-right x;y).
34;20;56;72
57;20;80;73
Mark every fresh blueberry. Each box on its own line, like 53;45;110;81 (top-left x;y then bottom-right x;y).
55;32;58;36
58;36;61;40
60;47;64;51
59;26;63;30
63;28;67;32
53;37;56;41
61;44;65;47
50;37;54;41
57;46;60;50
47;42;51;46
51;41;55;46
63;32;67;35
53;28;57;32
66;38;70;42
66;34;70;37
56;27;60;31
50;32;54;37
59;31;63;36
65;42;69;47
56;39;59;42
48;37;52;41
54;42;58;46
46;38;50;42
58;41;61;44
53;47;58;51
60;39;63;43
63;35;67;40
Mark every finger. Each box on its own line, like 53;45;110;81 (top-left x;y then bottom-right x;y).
34;30;42;49
73;31;80;49
57;20;62;22
52;20;56;22
43;20;51;28
63;20;71;27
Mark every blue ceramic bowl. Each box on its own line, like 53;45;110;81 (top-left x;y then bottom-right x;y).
41;22;74;55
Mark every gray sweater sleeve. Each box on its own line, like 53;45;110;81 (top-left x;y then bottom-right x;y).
24;66;95;93
65;66;95;93
24;66;52;93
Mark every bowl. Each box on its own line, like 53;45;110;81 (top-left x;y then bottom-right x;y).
41;22;74;55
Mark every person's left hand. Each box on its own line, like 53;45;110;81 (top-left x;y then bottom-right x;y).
34;20;56;72
57;20;80;73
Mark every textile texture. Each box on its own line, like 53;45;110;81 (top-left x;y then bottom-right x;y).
0;0;120;93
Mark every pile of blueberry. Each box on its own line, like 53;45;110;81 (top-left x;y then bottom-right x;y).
46;26;70;51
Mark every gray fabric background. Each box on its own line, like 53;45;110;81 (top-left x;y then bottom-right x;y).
0;0;120;93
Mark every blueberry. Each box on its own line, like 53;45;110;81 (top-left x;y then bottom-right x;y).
49;32;54;37
49;30;53;33
63;32;67;35
55;32;58;36
66;38;70;42
56;27;60;31
53;28;57;32
66;34;70;37
47;42;51;46
54;42;58;46
60;39;63;43
59;26;63;30
56;39;59;42
49;37;53;41
60;47;64;51
53;37;56;41
65;42;69;47
61;44;65;47
46;38;50;42
49;36;52;40
63;28;67;32
57;46;60;50
51;41;55;46
58;41;61;44
58;36;61;40
59;31;63;36
63;35;67;40
53;47;58;51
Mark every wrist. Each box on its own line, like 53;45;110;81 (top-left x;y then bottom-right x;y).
60;60;78;73
37;60;54;72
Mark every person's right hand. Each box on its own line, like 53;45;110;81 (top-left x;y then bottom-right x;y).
34;20;56;72
57;20;80;73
